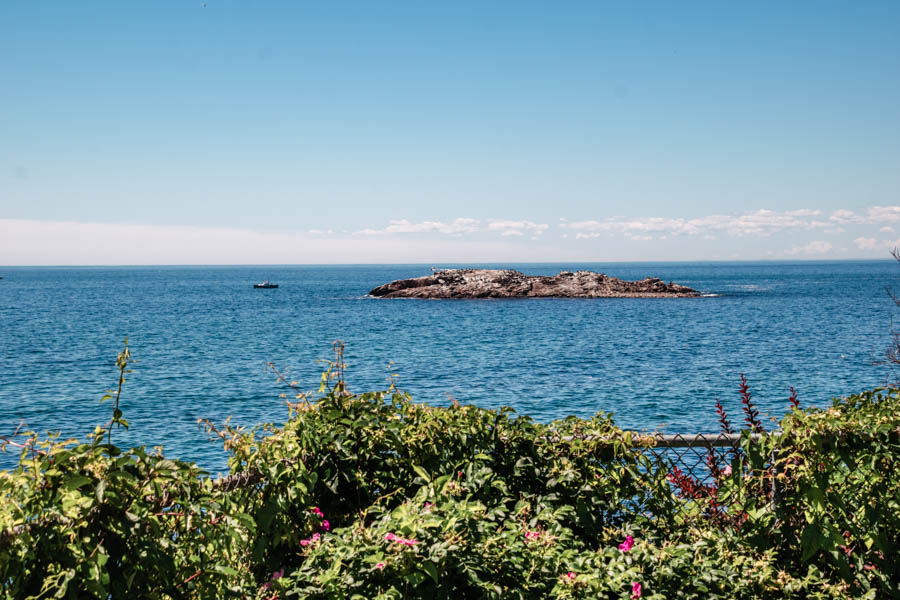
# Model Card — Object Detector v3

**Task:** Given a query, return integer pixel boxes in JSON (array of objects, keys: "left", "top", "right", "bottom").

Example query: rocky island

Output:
[{"left": 369, "top": 269, "right": 700, "bottom": 299}]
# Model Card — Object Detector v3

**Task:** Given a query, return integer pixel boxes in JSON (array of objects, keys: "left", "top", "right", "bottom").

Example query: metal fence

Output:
[
  {"left": 642, "top": 432, "right": 774, "bottom": 524},
  {"left": 646, "top": 433, "right": 761, "bottom": 482}
]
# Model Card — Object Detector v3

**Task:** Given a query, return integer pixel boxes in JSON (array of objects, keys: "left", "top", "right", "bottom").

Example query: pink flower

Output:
[
  {"left": 384, "top": 532, "right": 418, "bottom": 547},
  {"left": 632, "top": 582, "right": 642, "bottom": 599},
  {"left": 321, "top": 520, "right": 330, "bottom": 531},
  {"left": 300, "top": 539, "right": 310, "bottom": 547},
  {"left": 618, "top": 535, "right": 634, "bottom": 552},
  {"left": 525, "top": 530, "right": 541, "bottom": 541},
  {"left": 722, "top": 465, "right": 733, "bottom": 476},
  {"left": 424, "top": 502, "right": 433, "bottom": 511},
  {"left": 312, "top": 533, "right": 321, "bottom": 541},
  {"left": 311, "top": 506, "right": 324, "bottom": 518},
  {"left": 375, "top": 562, "right": 385, "bottom": 570},
  {"left": 559, "top": 571, "right": 577, "bottom": 584}
]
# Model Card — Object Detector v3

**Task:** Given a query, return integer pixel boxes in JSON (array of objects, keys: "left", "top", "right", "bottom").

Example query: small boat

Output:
[{"left": 253, "top": 281, "right": 278, "bottom": 289}]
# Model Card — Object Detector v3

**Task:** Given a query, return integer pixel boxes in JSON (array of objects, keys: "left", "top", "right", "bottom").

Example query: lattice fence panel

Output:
[{"left": 642, "top": 432, "right": 774, "bottom": 525}]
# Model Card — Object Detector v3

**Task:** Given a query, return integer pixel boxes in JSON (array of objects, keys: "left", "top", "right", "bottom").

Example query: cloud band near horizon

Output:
[{"left": 3, "top": 206, "right": 900, "bottom": 265}]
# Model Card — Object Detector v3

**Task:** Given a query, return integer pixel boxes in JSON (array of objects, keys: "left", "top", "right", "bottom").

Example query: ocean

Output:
[{"left": 1, "top": 261, "right": 896, "bottom": 473}]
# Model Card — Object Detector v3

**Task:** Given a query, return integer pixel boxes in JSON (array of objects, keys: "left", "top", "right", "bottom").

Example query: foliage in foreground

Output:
[{"left": 1, "top": 345, "right": 899, "bottom": 599}]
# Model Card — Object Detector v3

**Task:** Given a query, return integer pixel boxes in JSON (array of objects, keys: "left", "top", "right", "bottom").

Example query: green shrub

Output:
[
  {"left": 754, "top": 388, "right": 900, "bottom": 592},
  {"left": 1, "top": 344, "right": 898, "bottom": 598}
]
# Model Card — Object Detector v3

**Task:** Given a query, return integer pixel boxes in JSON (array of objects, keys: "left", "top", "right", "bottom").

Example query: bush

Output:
[
  {"left": 759, "top": 388, "right": 900, "bottom": 593},
  {"left": 1, "top": 344, "right": 898, "bottom": 598}
]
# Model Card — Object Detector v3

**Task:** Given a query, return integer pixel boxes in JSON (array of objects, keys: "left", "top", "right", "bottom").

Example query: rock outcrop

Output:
[{"left": 369, "top": 269, "right": 699, "bottom": 299}]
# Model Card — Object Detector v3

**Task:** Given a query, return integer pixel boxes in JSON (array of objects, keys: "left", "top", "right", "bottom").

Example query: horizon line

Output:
[{"left": 1, "top": 257, "right": 896, "bottom": 268}]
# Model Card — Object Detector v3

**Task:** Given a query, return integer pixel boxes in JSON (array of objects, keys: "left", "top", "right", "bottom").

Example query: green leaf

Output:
[
  {"left": 801, "top": 523, "right": 822, "bottom": 561},
  {"left": 64, "top": 475, "right": 92, "bottom": 490},
  {"left": 807, "top": 484, "right": 826, "bottom": 511},
  {"left": 107, "top": 469, "right": 136, "bottom": 482},
  {"left": 411, "top": 464, "right": 431, "bottom": 483},
  {"left": 421, "top": 561, "right": 439, "bottom": 583}
]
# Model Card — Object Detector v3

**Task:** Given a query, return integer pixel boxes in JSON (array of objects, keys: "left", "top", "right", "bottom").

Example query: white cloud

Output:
[
  {"left": 829, "top": 209, "right": 859, "bottom": 224},
  {"left": 355, "top": 218, "right": 481, "bottom": 236},
  {"left": 9, "top": 206, "right": 900, "bottom": 265},
  {"left": 784, "top": 241, "right": 833, "bottom": 255},
  {"left": 487, "top": 220, "right": 549, "bottom": 237},
  {"left": 560, "top": 206, "right": 900, "bottom": 244},
  {"left": 0, "top": 219, "right": 571, "bottom": 265},
  {"left": 830, "top": 206, "right": 900, "bottom": 225},
  {"left": 561, "top": 208, "right": 830, "bottom": 239},
  {"left": 854, "top": 237, "right": 878, "bottom": 250},
  {"left": 869, "top": 206, "right": 900, "bottom": 223},
  {"left": 355, "top": 218, "right": 549, "bottom": 238}
]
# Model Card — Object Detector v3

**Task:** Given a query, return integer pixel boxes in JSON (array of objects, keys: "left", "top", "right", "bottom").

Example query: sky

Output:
[{"left": 2, "top": 1, "right": 899, "bottom": 264}]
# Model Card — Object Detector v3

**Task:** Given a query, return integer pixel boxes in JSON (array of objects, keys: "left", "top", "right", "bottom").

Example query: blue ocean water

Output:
[{"left": 1, "top": 261, "right": 897, "bottom": 473}]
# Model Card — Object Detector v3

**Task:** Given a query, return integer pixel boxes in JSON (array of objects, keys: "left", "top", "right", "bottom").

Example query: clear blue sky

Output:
[{"left": 2, "top": 1, "right": 899, "bottom": 264}]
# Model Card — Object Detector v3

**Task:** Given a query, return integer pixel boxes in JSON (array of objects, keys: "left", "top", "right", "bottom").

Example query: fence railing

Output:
[{"left": 646, "top": 433, "right": 762, "bottom": 482}]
